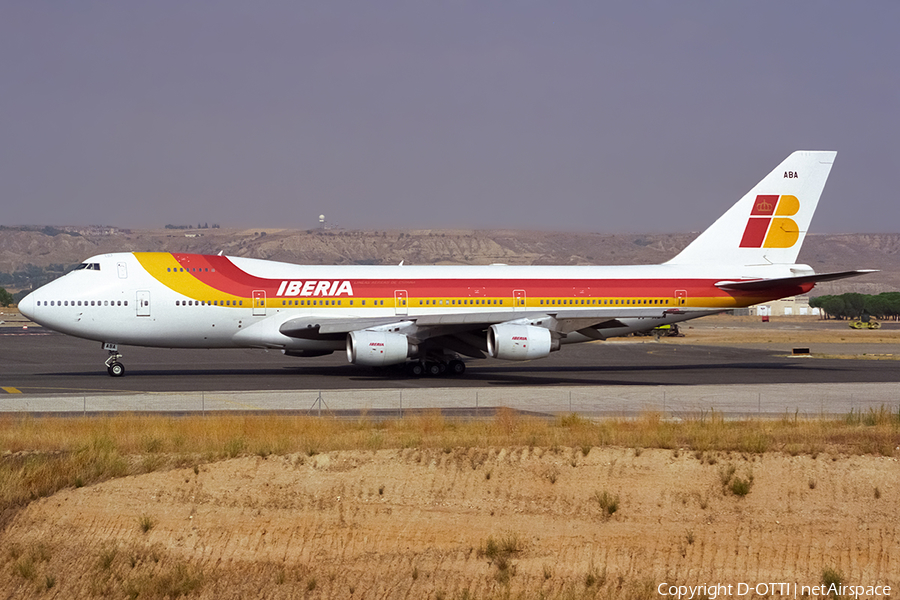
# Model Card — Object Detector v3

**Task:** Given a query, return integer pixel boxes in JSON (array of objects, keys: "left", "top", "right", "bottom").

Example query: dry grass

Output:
[{"left": 1, "top": 406, "right": 898, "bottom": 515}]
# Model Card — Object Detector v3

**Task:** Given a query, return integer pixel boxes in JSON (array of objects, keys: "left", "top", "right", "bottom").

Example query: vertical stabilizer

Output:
[{"left": 666, "top": 151, "right": 836, "bottom": 265}]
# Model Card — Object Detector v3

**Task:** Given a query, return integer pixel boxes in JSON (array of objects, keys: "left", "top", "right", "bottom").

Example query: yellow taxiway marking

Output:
[{"left": 2, "top": 387, "right": 23, "bottom": 394}]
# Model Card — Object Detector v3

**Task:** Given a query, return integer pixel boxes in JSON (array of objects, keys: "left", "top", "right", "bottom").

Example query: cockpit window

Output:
[{"left": 75, "top": 263, "right": 101, "bottom": 271}]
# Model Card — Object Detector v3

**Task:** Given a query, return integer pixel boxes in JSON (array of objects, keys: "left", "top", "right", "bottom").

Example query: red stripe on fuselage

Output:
[
  {"left": 163, "top": 254, "right": 797, "bottom": 303},
  {"left": 172, "top": 253, "right": 272, "bottom": 296}
]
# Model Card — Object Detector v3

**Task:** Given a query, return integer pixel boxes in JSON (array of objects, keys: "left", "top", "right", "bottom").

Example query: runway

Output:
[{"left": 2, "top": 329, "right": 899, "bottom": 417}]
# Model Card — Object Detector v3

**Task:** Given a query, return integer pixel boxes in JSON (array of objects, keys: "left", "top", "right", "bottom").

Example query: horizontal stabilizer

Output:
[{"left": 714, "top": 270, "right": 878, "bottom": 292}]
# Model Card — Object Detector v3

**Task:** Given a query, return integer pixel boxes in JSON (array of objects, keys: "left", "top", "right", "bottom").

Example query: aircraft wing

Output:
[
  {"left": 714, "top": 270, "right": 878, "bottom": 292},
  {"left": 279, "top": 306, "right": 705, "bottom": 341}
]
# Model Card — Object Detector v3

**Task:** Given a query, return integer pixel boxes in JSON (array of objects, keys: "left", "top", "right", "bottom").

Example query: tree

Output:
[
  {"left": 811, "top": 291, "right": 900, "bottom": 321},
  {"left": 0, "top": 287, "right": 13, "bottom": 307},
  {"left": 842, "top": 293, "right": 866, "bottom": 318}
]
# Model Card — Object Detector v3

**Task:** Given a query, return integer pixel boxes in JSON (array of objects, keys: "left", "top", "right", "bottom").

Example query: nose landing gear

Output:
[{"left": 103, "top": 343, "right": 125, "bottom": 377}]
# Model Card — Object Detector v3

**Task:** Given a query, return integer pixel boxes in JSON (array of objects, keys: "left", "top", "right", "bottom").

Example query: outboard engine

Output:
[{"left": 347, "top": 330, "right": 416, "bottom": 366}]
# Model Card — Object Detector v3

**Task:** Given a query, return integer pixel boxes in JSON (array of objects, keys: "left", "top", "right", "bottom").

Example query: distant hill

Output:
[{"left": 0, "top": 226, "right": 894, "bottom": 295}]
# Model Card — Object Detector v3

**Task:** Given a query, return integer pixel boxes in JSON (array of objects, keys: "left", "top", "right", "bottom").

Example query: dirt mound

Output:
[{"left": 3, "top": 447, "right": 897, "bottom": 598}]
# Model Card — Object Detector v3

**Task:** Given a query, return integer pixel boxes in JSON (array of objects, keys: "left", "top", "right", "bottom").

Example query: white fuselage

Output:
[{"left": 19, "top": 251, "right": 807, "bottom": 353}]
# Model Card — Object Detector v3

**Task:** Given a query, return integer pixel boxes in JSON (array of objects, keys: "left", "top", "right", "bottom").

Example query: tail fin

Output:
[{"left": 666, "top": 151, "right": 837, "bottom": 266}]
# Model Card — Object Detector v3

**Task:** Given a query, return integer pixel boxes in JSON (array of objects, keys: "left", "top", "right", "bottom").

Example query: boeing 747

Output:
[{"left": 19, "top": 151, "right": 873, "bottom": 376}]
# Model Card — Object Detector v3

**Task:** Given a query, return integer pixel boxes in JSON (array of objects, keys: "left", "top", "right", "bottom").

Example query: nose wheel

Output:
[
  {"left": 104, "top": 348, "right": 125, "bottom": 377},
  {"left": 107, "top": 362, "right": 125, "bottom": 377}
]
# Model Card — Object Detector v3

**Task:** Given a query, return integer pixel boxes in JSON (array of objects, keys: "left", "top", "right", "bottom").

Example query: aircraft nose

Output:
[{"left": 18, "top": 290, "right": 35, "bottom": 321}]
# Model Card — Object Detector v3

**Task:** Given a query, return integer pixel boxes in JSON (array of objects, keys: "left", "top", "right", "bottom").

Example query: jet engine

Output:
[
  {"left": 346, "top": 330, "right": 416, "bottom": 366},
  {"left": 487, "top": 324, "right": 555, "bottom": 361}
]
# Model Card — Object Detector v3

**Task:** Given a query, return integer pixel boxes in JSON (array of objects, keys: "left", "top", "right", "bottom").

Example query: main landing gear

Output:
[
  {"left": 405, "top": 359, "right": 466, "bottom": 378},
  {"left": 104, "top": 344, "right": 125, "bottom": 377}
]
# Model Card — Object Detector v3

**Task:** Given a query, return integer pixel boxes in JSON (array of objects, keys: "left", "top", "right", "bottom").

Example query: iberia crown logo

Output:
[{"left": 739, "top": 195, "right": 800, "bottom": 248}]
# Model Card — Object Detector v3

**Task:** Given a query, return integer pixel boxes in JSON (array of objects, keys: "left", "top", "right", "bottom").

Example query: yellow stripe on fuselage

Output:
[{"left": 134, "top": 253, "right": 245, "bottom": 303}]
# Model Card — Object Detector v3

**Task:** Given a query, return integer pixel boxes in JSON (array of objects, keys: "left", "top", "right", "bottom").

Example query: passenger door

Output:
[
  {"left": 252, "top": 290, "right": 266, "bottom": 316},
  {"left": 136, "top": 291, "right": 150, "bottom": 317},
  {"left": 514, "top": 289, "right": 526, "bottom": 311},
  {"left": 394, "top": 290, "right": 408, "bottom": 316}
]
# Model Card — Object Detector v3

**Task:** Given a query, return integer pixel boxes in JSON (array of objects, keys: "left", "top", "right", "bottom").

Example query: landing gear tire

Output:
[
  {"left": 448, "top": 360, "right": 466, "bottom": 376},
  {"left": 425, "top": 362, "right": 442, "bottom": 376},
  {"left": 107, "top": 362, "right": 125, "bottom": 377},
  {"left": 407, "top": 362, "right": 424, "bottom": 377}
]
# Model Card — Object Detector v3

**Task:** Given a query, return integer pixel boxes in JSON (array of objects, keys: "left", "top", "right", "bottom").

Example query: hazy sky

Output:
[{"left": 2, "top": 2, "right": 898, "bottom": 233}]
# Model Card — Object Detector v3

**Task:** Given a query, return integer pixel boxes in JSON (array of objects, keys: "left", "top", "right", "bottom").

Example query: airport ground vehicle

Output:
[{"left": 849, "top": 317, "right": 881, "bottom": 329}]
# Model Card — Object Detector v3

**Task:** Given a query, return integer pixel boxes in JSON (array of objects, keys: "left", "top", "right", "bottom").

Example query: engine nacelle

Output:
[
  {"left": 346, "top": 330, "right": 415, "bottom": 366},
  {"left": 487, "top": 324, "right": 555, "bottom": 361}
]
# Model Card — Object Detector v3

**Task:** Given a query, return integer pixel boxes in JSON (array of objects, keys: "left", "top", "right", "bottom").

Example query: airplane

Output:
[{"left": 19, "top": 151, "right": 874, "bottom": 377}]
